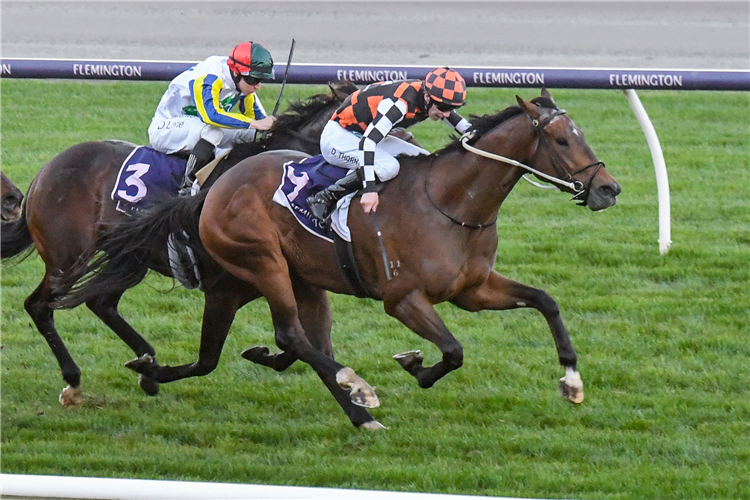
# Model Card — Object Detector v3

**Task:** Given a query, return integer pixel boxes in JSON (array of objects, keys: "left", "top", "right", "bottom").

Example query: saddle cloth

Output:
[
  {"left": 272, "top": 155, "right": 355, "bottom": 242},
  {"left": 111, "top": 146, "right": 187, "bottom": 214}
]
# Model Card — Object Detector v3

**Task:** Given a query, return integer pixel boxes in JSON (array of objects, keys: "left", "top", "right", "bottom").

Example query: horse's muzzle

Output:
[{"left": 586, "top": 178, "right": 621, "bottom": 211}]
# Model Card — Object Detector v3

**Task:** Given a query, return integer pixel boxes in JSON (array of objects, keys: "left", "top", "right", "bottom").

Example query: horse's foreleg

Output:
[
  {"left": 24, "top": 278, "right": 83, "bottom": 406},
  {"left": 452, "top": 271, "right": 583, "bottom": 404},
  {"left": 254, "top": 269, "right": 379, "bottom": 427},
  {"left": 85, "top": 289, "right": 159, "bottom": 396},
  {"left": 386, "top": 290, "right": 464, "bottom": 389},
  {"left": 240, "top": 279, "right": 333, "bottom": 371}
]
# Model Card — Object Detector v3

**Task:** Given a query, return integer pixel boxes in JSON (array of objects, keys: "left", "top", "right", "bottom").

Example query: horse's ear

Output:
[
  {"left": 516, "top": 95, "right": 541, "bottom": 120},
  {"left": 329, "top": 80, "right": 357, "bottom": 101},
  {"left": 541, "top": 88, "right": 556, "bottom": 106}
]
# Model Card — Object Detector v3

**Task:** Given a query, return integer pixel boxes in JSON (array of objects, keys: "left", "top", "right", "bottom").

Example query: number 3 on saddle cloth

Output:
[
  {"left": 112, "top": 146, "right": 187, "bottom": 214},
  {"left": 272, "top": 155, "right": 355, "bottom": 243}
]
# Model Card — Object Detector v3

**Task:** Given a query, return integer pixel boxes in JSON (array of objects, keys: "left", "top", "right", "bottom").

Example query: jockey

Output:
[
  {"left": 306, "top": 67, "right": 472, "bottom": 225},
  {"left": 148, "top": 42, "right": 277, "bottom": 194}
]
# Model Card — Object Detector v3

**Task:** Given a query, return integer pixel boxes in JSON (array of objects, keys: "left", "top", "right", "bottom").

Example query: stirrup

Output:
[{"left": 307, "top": 191, "right": 336, "bottom": 223}]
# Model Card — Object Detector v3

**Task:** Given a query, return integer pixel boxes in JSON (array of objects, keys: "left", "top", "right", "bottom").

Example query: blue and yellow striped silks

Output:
[{"left": 190, "top": 74, "right": 263, "bottom": 128}]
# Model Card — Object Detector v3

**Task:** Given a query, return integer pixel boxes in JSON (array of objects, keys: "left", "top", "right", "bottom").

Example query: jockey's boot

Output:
[
  {"left": 179, "top": 138, "right": 215, "bottom": 196},
  {"left": 306, "top": 170, "right": 361, "bottom": 227}
]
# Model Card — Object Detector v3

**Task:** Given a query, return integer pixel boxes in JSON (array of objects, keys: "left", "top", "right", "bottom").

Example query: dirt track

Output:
[{"left": 2, "top": 1, "right": 748, "bottom": 70}]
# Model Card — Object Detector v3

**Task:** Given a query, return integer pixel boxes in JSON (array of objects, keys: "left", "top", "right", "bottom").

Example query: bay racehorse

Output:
[
  {"left": 1, "top": 81, "right": 358, "bottom": 405},
  {"left": 57, "top": 90, "right": 620, "bottom": 429},
  {"left": 1, "top": 171, "right": 23, "bottom": 223}
]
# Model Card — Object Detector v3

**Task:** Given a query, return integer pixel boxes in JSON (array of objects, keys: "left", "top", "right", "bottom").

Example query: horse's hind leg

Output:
[
  {"left": 452, "top": 270, "right": 583, "bottom": 404},
  {"left": 85, "top": 288, "right": 160, "bottom": 396},
  {"left": 241, "top": 279, "right": 333, "bottom": 371},
  {"left": 24, "top": 278, "right": 83, "bottom": 406},
  {"left": 125, "top": 284, "right": 253, "bottom": 384}
]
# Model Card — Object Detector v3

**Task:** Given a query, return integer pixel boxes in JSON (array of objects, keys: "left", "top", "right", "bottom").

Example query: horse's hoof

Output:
[
  {"left": 559, "top": 369, "right": 584, "bottom": 404},
  {"left": 241, "top": 346, "right": 270, "bottom": 363},
  {"left": 59, "top": 385, "right": 83, "bottom": 407},
  {"left": 336, "top": 367, "right": 380, "bottom": 408},
  {"left": 138, "top": 374, "right": 160, "bottom": 396},
  {"left": 125, "top": 354, "right": 155, "bottom": 374},
  {"left": 393, "top": 350, "right": 423, "bottom": 371},
  {"left": 360, "top": 420, "right": 389, "bottom": 431}
]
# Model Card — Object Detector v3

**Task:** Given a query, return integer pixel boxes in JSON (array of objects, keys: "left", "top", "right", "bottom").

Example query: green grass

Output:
[{"left": 1, "top": 80, "right": 749, "bottom": 500}]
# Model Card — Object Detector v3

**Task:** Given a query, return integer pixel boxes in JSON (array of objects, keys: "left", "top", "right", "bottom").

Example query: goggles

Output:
[
  {"left": 241, "top": 75, "right": 263, "bottom": 86},
  {"left": 431, "top": 99, "right": 459, "bottom": 113}
]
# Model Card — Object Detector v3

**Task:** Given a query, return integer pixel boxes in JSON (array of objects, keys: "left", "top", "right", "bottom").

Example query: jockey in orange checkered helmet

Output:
[
  {"left": 307, "top": 67, "right": 472, "bottom": 226},
  {"left": 424, "top": 67, "right": 467, "bottom": 110}
]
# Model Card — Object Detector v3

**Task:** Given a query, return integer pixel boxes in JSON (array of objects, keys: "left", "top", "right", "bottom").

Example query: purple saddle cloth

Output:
[
  {"left": 277, "top": 155, "right": 349, "bottom": 240},
  {"left": 111, "top": 146, "right": 187, "bottom": 214}
]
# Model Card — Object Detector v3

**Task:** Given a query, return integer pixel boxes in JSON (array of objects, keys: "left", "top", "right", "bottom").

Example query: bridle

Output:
[
  {"left": 460, "top": 108, "right": 604, "bottom": 205},
  {"left": 426, "top": 106, "right": 606, "bottom": 229},
  {"left": 532, "top": 109, "right": 604, "bottom": 204}
]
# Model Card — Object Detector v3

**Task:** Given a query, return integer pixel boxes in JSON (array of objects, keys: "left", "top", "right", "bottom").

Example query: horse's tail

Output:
[
  {"left": 1, "top": 201, "right": 34, "bottom": 260},
  {"left": 52, "top": 191, "right": 209, "bottom": 309}
]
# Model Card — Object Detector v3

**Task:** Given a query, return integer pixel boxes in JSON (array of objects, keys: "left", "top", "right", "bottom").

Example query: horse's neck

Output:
[{"left": 428, "top": 117, "right": 535, "bottom": 225}]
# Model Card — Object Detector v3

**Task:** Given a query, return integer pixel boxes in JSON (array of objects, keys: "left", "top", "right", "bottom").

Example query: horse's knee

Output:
[
  {"left": 443, "top": 342, "right": 464, "bottom": 371},
  {"left": 24, "top": 293, "right": 50, "bottom": 322},
  {"left": 532, "top": 289, "right": 560, "bottom": 318},
  {"left": 193, "top": 359, "right": 219, "bottom": 376},
  {"left": 274, "top": 330, "right": 293, "bottom": 353}
]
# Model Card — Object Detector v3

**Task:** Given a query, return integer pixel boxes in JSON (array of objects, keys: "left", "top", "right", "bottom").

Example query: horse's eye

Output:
[{"left": 555, "top": 137, "right": 569, "bottom": 147}]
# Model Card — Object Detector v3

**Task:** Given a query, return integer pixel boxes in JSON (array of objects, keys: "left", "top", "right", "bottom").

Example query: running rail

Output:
[
  {"left": 3, "top": 58, "right": 749, "bottom": 254},
  {"left": 0, "top": 474, "right": 532, "bottom": 500}
]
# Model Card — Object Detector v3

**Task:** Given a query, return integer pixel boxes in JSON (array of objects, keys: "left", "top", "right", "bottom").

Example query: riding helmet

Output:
[
  {"left": 424, "top": 67, "right": 466, "bottom": 108},
  {"left": 227, "top": 42, "right": 274, "bottom": 81}
]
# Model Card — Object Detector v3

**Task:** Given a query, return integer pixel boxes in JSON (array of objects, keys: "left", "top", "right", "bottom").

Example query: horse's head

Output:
[
  {"left": 516, "top": 89, "right": 621, "bottom": 211},
  {"left": 1, "top": 171, "right": 24, "bottom": 222}
]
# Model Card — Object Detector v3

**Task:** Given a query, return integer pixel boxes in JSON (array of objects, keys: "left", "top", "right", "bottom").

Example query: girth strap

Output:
[{"left": 333, "top": 232, "right": 370, "bottom": 298}]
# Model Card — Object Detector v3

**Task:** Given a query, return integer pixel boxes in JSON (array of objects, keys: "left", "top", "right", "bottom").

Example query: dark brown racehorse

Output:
[
  {"left": 1, "top": 171, "right": 23, "bottom": 223},
  {"left": 58, "top": 90, "right": 620, "bottom": 429},
  {"left": 1, "top": 81, "right": 358, "bottom": 406}
]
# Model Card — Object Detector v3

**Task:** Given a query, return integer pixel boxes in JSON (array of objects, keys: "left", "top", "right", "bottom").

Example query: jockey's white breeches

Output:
[
  {"left": 148, "top": 115, "right": 257, "bottom": 158},
  {"left": 320, "top": 121, "right": 429, "bottom": 182}
]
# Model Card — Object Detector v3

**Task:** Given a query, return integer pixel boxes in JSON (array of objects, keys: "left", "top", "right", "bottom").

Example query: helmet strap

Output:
[{"left": 230, "top": 71, "right": 243, "bottom": 89}]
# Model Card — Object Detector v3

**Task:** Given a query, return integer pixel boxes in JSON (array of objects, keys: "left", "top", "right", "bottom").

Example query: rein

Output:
[
  {"left": 459, "top": 109, "right": 604, "bottom": 204},
  {"left": 426, "top": 107, "right": 606, "bottom": 227}
]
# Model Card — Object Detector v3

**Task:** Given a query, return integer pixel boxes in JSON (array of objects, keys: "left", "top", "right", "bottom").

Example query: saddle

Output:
[
  {"left": 273, "top": 155, "right": 372, "bottom": 298},
  {"left": 112, "top": 145, "right": 187, "bottom": 214}
]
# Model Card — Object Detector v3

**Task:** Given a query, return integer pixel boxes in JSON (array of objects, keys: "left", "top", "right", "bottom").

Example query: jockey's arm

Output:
[
  {"left": 249, "top": 115, "right": 276, "bottom": 130},
  {"left": 359, "top": 98, "right": 408, "bottom": 188},
  {"left": 444, "top": 109, "right": 472, "bottom": 134},
  {"left": 190, "top": 74, "right": 254, "bottom": 129}
]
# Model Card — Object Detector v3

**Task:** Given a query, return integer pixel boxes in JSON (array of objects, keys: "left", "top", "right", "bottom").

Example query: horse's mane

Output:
[
  {"left": 227, "top": 95, "right": 339, "bottom": 159},
  {"left": 272, "top": 95, "right": 334, "bottom": 131},
  {"left": 271, "top": 81, "right": 357, "bottom": 134},
  {"left": 226, "top": 84, "right": 353, "bottom": 160},
  {"left": 432, "top": 95, "right": 558, "bottom": 157}
]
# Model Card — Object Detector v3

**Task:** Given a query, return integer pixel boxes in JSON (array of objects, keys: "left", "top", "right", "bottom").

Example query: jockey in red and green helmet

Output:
[
  {"left": 307, "top": 67, "right": 472, "bottom": 226},
  {"left": 148, "top": 41, "right": 276, "bottom": 195}
]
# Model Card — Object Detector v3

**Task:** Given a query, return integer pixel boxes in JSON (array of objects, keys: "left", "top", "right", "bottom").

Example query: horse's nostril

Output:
[
  {"left": 599, "top": 183, "right": 620, "bottom": 197},
  {"left": 2, "top": 197, "right": 19, "bottom": 211}
]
